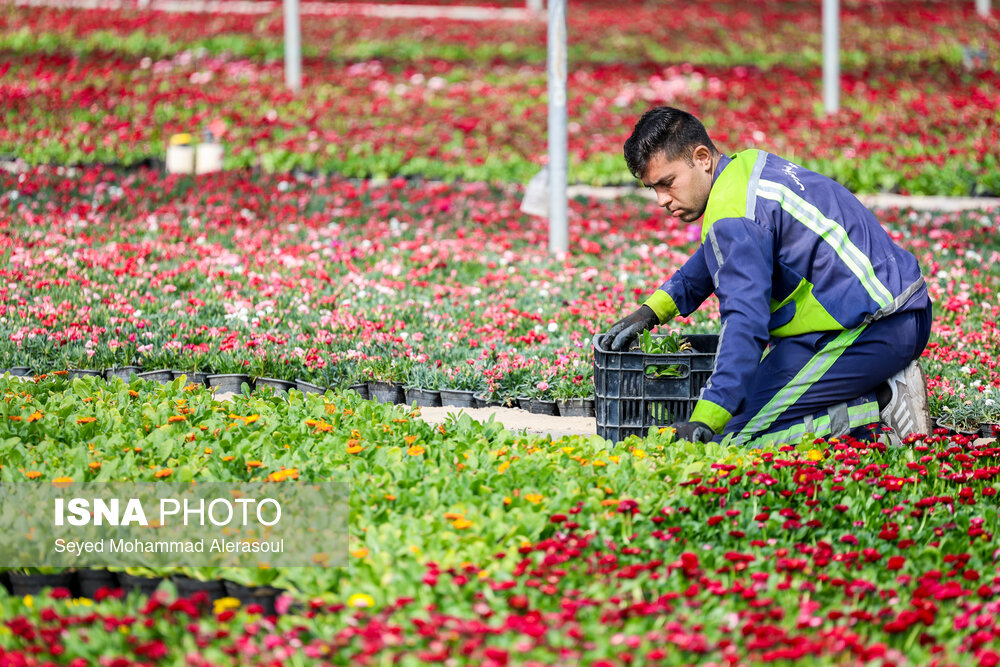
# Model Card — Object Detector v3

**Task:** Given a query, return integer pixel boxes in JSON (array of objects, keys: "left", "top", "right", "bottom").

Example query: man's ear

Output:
[{"left": 692, "top": 145, "right": 713, "bottom": 172}]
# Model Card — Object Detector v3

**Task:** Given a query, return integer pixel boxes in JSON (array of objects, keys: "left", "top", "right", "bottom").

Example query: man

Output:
[{"left": 601, "top": 106, "right": 932, "bottom": 446}]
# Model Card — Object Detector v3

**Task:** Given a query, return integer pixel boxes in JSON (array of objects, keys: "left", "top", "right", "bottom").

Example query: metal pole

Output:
[
  {"left": 822, "top": 0, "right": 839, "bottom": 114},
  {"left": 977, "top": 0, "right": 990, "bottom": 16},
  {"left": 547, "top": 0, "right": 568, "bottom": 254},
  {"left": 284, "top": 0, "right": 302, "bottom": 93}
]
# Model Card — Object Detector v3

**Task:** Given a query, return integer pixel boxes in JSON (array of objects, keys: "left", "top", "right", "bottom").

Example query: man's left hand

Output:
[{"left": 670, "top": 421, "right": 714, "bottom": 443}]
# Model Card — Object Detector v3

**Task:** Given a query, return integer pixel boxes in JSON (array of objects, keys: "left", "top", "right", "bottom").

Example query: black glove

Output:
[
  {"left": 600, "top": 304, "right": 659, "bottom": 352},
  {"left": 670, "top": 421, "right": 714, "bottom": 443}
]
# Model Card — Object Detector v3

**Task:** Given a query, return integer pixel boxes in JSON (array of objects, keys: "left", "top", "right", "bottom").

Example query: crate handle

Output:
[{"left": 643, "top": 360, "right": 691, "bottom": 380}]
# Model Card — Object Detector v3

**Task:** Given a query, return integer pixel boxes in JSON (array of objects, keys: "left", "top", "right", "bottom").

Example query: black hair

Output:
[{"left": 623, "top": 107, "right": 719, "bottom": 179}]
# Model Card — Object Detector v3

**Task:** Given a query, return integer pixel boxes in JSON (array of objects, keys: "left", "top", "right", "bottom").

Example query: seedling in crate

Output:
[{"left": 640, "top": 330, "right": 692, "bottom": 377}]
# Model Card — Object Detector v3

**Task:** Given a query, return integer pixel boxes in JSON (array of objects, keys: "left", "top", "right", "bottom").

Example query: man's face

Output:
[{"left": 640, "top": 146, "right": 715, "bottom": 223}]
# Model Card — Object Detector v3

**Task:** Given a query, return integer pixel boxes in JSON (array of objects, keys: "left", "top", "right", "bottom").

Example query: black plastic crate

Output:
[{"left": 592, "top": 332, "right": 719, "bottom": 443}]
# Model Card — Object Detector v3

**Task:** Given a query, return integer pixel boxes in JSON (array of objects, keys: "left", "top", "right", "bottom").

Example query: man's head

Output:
[{"left": 623, "top": 107, "right": 720, "bottom": 223}]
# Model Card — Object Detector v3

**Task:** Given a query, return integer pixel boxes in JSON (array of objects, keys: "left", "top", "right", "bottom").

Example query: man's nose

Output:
[{"left": 656, "top": 191, "right": 672, "bottom": 208}]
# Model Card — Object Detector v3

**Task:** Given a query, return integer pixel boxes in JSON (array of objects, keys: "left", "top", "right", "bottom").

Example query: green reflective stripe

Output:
[
  {"left": 757, "top": 181, "right": 894, "bottom": 308},
  {"left": 849, "top": 401, "right": 881, "bottom": 427},
  {"left": 724, "top": 399, "right": 880, "bottom": 447},
  {"left": 642, "top": 289, "right": 678, "bottom": 323},
  {"left": 702, "top": 150, "right": 762, "bottom": 242},
  {"left": 738, "top": 325, "right": 868, "bottom": 438}
]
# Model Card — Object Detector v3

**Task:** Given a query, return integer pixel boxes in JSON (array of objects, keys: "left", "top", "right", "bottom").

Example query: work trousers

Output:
[{"left": 717, "top": 300, "right": 932, "bottom": 447}]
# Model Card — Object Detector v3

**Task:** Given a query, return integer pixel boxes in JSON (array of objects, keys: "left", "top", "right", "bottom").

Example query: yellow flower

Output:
[
  {"left": 22, "top": 595, "right": 32, "bottom": 608},
  {"left": 213, "top": 597, "right": 241, "bottom": 614},
  {"left": 806, "top": 449, "right": 824, "bottom": 462},
  {"left": 351, "top": 547, "right": 369, "bottom": 558},
  {"left": 632, "top": 449, "right": 647, "bottom": 459},
  {"left": 407, "top": 445, "right": 425, "bottom": 456},
  {"left": 453, "top": 518, "right": 473, "bottom": 530},
  {"left": 52, "top": 476, "right": 73, "bottom": 485},
  {"left": 524, "top": 493, "right": 543, "bottom": 505},
  {"left": 497, "top": 460, "right": 510, "bottom": 474},
  {"left": 503, "top": 496, "right": 511, "bottom": 505},
  {"left": 348, "top": 593, "right": 375, "bottom": 608},
  {"left": 560, "top": 447, "right": 574, "bottom": 455}
]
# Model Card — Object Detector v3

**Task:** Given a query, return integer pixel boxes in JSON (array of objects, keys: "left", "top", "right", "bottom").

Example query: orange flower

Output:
[
  {"left": 222, "top": 456, "right": 235, "bottom": 462},
  {"left": 88, "top": 462, "right": 101, "bottom": 470},
  {"left": 52, "top": 476, "right": 73, "bottom": 486},
  {"left": 267, "top": 468, "right": 299, "bottom": 482},
  {"left": 407, "top": 445, "right": 425, "bottom": 456},
  {"left": 128, "top": 390, "right": 138, "bottom": 397},
  {"left": 246, "top": 460, "right": 263, "bottom": 468},
  {"left": 167, "top": 415, "right": 186, "bottom": 423},
  {"left": 76, "top": 417, "right": 97, "bottom": 424},
  {"left": 452, "top": 518, "right": 473, "bottom": 530},
  {"left": 403, "top": 435, "right": 418, "bottom": 445},
  {"left": 24, "top": 470, "right": 41, "bottom": 479},
  {"left": 346, "top": 441, "right": 363, "bottom": 455},
  {"left": 26, "top": 411, "right": 42, "bottom": 422},
  {"left": 8, "top": 415, "right": 21, "bottom": 422},
  {"left": 384, "top": 494, "right": 397, "bottom": 501},
  {"left": 154, "top": 468, "right": 173, "bottom": 478}
]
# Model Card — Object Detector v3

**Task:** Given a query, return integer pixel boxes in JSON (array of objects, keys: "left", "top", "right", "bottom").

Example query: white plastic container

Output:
[
  {"left": 195, "top": 142, "right": 225, "bottom": 175},
  {"left": 166, "top": 144, "right": 195, "bottom": 175}
]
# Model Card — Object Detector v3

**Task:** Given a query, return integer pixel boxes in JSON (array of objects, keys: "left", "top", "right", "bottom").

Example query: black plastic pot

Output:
[
  {"left": 369, "top": 381, "right": 405, "bottom": 404},
  {"left": 256, "top": 377, "right": 295, "bottom": 393},
  {"left": 172, "top": 576, "right": 228, "bottom": 602},
  {"left": 223, "top": 581, "right": 284, "bottom": 616},
  {"left": 474, "top": 393, "right": 504, "bottom": 409},
  {"left": 76, "top": 568, "right": 121, "bottom": 598},
  {"left": 8, "top": 571, "right": 76, "bottom": 596},
  {"left": 295, "top": 379, "right": 326, "bottom": 394},
  {"left": 2, "top": 367, "right": 32, "bottom": 377},
  {"left": 208, "top": 374, "right": 254, "bottom": 394},
  {"left": 439, "top": 389, "right": 478, "bottom": 408},
  {"left": 517, "top": 396, "right": 532, "bottom": 411},
  {"left": 0, "top": 570, "right": 10, "bottom": 594},
  {"left": 67, "top": 369, "right": 104, "bottom": 380},
  {"left": 530, "top": 398, "right": 559, "bottom": 416},
  {"left": 118, "top": 573, "right": 164, "bottom": 596},
  {"left": 404, "top": 386, "right": 442, "bottom": 407},
  {"left": 105, "top": 366, "right": 142, "bottom": 381},
  {"left": 980, "top": 423, "right": 999, "bottom": 439},
  {"left": 173, "top": 370, "right": 211, "bottom": 386},
  {"left": 556, "top": 397, "right": 596, "bottom": 418},
  {"left": 349, "top": 383, "right": 370, "bottom": 399},
  {"left": 137, "top": 369, "right": 175, "bottom": 384}
]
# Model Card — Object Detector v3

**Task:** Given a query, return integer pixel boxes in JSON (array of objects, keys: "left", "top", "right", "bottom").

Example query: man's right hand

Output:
[{"left": 599, "top": 304, "right": 659, "bottom": 351}]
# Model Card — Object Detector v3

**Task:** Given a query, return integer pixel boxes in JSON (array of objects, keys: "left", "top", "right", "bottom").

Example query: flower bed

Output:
[
  {"left": 1, "top": 166, "right": 997, "bottom": 420},
  {"left": 1, "top": 374, "right": 1000, "bottom": 664},
  {"left": 0, "top": 2, "right": 997, "bottom": 193}
]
